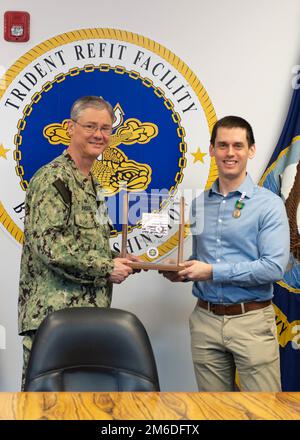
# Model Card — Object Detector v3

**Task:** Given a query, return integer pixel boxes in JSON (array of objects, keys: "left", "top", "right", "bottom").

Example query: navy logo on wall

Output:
[{"left": 0, "top": 28, "right": 217, "bottom": 260}]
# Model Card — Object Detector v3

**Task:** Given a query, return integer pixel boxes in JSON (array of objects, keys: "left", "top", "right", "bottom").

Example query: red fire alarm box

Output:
[{"left": 4, "top": 11, "right": 30, "bottom": 42}]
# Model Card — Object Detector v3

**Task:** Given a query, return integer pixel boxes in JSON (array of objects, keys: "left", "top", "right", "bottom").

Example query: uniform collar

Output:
[
  {"left": 209, "top": 174, "right": 255, "bottom": 198},
  {"left": 62, "top": 150, "right": 101, "bottom": 194}
]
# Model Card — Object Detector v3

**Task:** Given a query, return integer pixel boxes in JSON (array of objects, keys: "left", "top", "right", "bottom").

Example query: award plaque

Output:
[{"left": 121, "top": 192, "right": 186, "bottom": 271}]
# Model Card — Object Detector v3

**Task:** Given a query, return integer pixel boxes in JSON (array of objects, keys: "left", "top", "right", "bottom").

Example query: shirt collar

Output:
[
  {"left": 62, "top": 150, "right": 100, "bottom": 193},
  {"left": 209, "top": 174, "right": 255, "bottom": 198}
]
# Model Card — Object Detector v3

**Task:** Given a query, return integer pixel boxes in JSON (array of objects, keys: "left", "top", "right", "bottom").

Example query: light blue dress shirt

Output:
[{"left": 190, "top": 174, "right": 290, "bottom": 304}]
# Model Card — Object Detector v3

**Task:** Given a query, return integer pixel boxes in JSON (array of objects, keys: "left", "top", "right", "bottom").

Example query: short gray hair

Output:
[{"left": 70, "top": 96, "right": 114, "bottom": 121}]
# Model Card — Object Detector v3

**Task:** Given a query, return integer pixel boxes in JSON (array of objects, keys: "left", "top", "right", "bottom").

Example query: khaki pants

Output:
[{"left": 189, "top": 303, "right": 281, "bottom": 391}]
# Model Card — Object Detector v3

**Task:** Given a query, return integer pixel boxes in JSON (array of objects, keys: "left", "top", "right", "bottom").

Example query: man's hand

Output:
[
  {"left": 126, "top": 254, "right": 142, "bottom": 262},
  {"left": 108, "top": 257, "right": 134, "bottom": 284},
  {"left": 159, "top": 258, "right": 186, "bottom": 282},
  {"left": 161, "top": 270, "right": 186, "bottom": 282},
  {"left": 178, "top": 260, "right": 212, "bottom": 281},
  {"left": 126, "top": 253, "right": 143, "bottom": 273}
]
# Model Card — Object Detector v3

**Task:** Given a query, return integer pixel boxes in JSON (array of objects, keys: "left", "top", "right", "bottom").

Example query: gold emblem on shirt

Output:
[{"left": 233, "top": 209, "right": 241, "bottom": 218}]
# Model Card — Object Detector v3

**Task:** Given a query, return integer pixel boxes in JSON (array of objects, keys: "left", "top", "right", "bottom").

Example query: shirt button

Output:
[
  {"left": 217, "top": 239, "right": 220, "bottom": 243},
  {"left": 216, "top": 259, "right": 220, "bottom": 262},
  {"left": 218, "top": 219, "right": 222, "bottom": 223},
  {"left": 222, "top": 200, "right": 226, "bottom": 204}
]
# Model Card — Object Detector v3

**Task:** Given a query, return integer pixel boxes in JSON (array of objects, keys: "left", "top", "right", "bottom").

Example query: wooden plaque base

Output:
[{"left": 128, "top": 261, "right": 181, "bottom": 271}]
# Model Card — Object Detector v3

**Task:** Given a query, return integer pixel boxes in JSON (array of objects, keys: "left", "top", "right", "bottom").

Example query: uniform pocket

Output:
[
  {"left": 74, "top": 212, "right": 100, "bottom": 250},
  {"left": 74, "top": 212, "right": 96, "bottom": 228},
  {"left": 74, "top": 211, "right": 110, "bottom": 251}
]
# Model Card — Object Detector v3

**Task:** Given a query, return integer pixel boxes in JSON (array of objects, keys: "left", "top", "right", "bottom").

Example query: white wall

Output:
[{"left": 0, "top": 0, "right": 299, "bottom": 391}]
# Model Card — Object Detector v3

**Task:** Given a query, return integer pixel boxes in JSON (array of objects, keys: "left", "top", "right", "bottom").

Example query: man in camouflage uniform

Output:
[{"left": 19, "top": 96, "right": 134, "bottom": 388}]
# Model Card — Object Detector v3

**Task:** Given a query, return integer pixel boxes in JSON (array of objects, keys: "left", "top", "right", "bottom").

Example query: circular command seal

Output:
[
  {"left": 147, "top": 247, "right": 159, "bottom": 260},
  {"left": 0, "top": 28, "right": 217, "bottom": 262}
]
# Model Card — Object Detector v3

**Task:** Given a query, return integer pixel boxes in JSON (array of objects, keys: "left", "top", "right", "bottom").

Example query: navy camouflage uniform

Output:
[{"left": 19, "top": 151, "right": 115, "bottom": 386}]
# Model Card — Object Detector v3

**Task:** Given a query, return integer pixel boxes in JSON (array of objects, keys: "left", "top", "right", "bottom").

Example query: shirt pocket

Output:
[
  {"left": 74, "top": 212, "right": 98, "bottom": 249},
  {"left": 74, "top": 211, "right": 110, "bottom": 250}
]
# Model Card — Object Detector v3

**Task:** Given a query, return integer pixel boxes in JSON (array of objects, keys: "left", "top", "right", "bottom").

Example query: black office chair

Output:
[{"left": 24, "top": 307, "right": 160, "bottom": 392}]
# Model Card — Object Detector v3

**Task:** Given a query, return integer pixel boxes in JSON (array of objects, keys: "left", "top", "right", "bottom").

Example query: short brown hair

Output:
[{"left": 210, "top": 116, "right": 255, "bottom": 147}]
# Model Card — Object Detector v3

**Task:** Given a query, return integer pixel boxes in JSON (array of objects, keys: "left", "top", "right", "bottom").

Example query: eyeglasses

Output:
[{"left": 71, "top": 119, "right": 112, "bottom": 135}]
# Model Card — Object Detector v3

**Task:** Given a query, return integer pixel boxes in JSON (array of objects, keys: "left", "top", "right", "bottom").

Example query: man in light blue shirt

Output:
[{"left": 163, "top": 116, "right": 290, "bottom": 391}]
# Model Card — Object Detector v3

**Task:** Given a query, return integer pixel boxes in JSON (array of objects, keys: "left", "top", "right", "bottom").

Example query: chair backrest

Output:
[{"left": 24, "top": 307, "right": 160, "bottom": 392}]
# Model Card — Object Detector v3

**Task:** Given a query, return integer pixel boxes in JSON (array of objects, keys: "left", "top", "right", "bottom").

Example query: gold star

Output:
[
  {"left": 0, "top": 144, "right": 10, "bottom": 160},
  {"left": 191, "top": 147, "right": 206, "bottom": 164}
]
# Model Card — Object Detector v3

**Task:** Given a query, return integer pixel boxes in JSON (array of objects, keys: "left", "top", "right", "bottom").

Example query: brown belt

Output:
[{"left": 197, "top": 298, "right": 272, "bottom": 316}]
